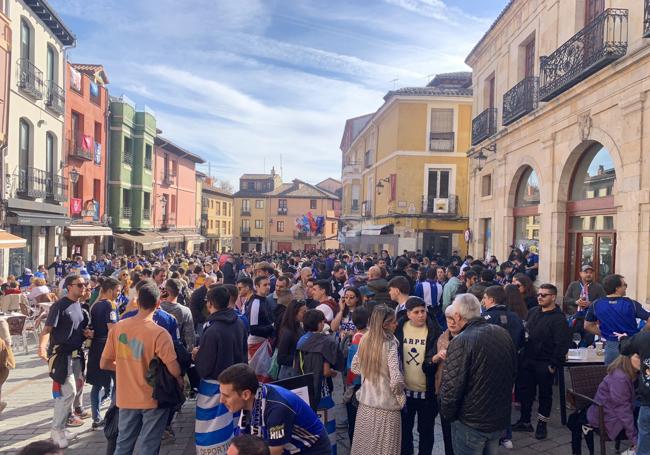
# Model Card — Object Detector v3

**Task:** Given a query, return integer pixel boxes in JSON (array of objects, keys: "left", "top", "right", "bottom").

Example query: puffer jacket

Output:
[{"left": 440, "top": 318, "right": 517, "bottom": 433}]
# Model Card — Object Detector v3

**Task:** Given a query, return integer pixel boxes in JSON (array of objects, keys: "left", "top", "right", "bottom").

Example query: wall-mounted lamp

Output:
[
  {"left": 475, "top": 150, "right": 487, "bottom": 171},
  {"left": 69, "top": 168, "right": 80, "bottom": 184},
  {"left": 375, "top": 177, "right": 390, "bottom": 195}
]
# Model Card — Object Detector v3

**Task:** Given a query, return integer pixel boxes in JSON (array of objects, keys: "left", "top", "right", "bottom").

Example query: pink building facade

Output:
[{"left": 153, "top": 136, "right": 205, "bottom": 251}]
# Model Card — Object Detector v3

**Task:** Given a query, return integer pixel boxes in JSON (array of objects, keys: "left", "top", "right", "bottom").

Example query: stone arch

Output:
[
  {"left": 557, "top": 126, "right": 623, "bottom": 204},
  {"left": 506, "top": 157, "right": 545, "bottom": 210}
]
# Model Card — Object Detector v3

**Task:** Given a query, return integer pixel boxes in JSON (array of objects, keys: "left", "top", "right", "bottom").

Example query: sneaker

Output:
[
  {"left": 91, "top": 419, "right": 105, "bottom": 430},
  {"left": 512, "top": 421, "right": 534, "bottom": 432},
  {"left": 66, "top": 415, "right": 84, "bottom": 427},
  {"left": 500, "top": 439, "right": 514, "bottom": 449},
  {"left": 0, "top": 401, "right": 7, "bottom": 416},
  {"left": 64, "top": 430, "right": 78, "bottom": 441},
  {"left": 162, "top": 426, "right": 176, "bottom": 441},
  {"left": 535, "top": 421, "right": 548, "bottom": 440},
  {"left": 74, "top": 407, "right": 91, "bottom": 419},
  {"left": 51, "top": 430, "right": 68, "bottom": 449}
]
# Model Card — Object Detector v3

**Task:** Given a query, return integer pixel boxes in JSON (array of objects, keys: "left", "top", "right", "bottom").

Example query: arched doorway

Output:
[
  {"left": 513, "top": 166, "right": 540, "bottom": 251},
  {"left": 566, "top": 142, "right": 616, "bottom": 284}
]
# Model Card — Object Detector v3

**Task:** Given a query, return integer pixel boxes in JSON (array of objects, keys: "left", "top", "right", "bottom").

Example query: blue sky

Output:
[{"left": 50, "top": 0, "right": 507, "bottom": 186}]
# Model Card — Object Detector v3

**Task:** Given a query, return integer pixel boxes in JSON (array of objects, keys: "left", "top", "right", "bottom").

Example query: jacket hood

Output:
[
  {"left": 207, "top": 308, "right": 238, "bottom": 324},
  {"left": 367, "top": 278, "right": 389, "bottom": 292}
]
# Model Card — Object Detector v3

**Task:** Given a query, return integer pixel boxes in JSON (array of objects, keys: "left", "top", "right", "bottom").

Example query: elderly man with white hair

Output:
[
  {"left": 290, "top": 266, "right": 312, "bottom": 300},
  {"left": 440, "top": 294, "right": 517, "bottom": 455}
]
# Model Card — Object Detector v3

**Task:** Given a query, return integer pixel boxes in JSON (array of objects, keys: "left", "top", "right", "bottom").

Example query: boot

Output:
[{"left": 535, "top": 421, "right": 547, "bottom": 440}]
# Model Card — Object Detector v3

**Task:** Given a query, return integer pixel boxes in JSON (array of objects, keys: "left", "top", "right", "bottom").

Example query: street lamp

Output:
[
  {"left": 475, "top": 150, "right": 487, "bottom": 171},
  {"left": 69, "top": 168, "right": 80, "bottom": 184},
  {"left": 375, "top": 177, "right": 390, "bottom": 195}
]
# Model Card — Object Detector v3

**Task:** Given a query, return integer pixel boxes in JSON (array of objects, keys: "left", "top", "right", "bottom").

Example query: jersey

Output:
[{"left": 122, "top": 308, "right": 179, "bottom": 342}]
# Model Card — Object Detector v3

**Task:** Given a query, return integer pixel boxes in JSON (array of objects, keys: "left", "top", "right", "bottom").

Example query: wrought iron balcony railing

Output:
[
  {"left": 15, "top": 167, "right": 67, "bottom": 201},
  {"left": 161, "top": 215, "right": 176, "bottom": 229},
  {"left": 471, "top": 108, "right": 497, "bottom": 145},
  {"left": 645, "top": 0, "right": 650, "bottom": 38},
  {"left": 121, "top": 207, "right": 132, "bottom": 219},
  {"left": 69, "top": 138, "right": 93, "bottom": 161},
  {"left": 293, "top": 232, "right": 313, "bottom": 240},
  {"left": 16, "top": 58, "right": 43, "bottom": 99},
  {"left": 240, "top": 227, "right": 251, "bottom": 235},
  {"left": 240, "top": 209, "right": 251, "bottom": 216},
  {"left": 161, "top": 173, "right": 175, "bottom": 186},
  {"left": 277, "top": 207, "right": 288, "bottom": 215},
  {"left": 503, "top": 77, "right": 539, "bottom": 126},
  {"left": 429, "top": 132, "right": 455, "bottom": 152},
  {"left": 421, "top": 195, "right": 459, "bottom": 216},
  {"left": 45, "top": 80, "right": 65, "bottom": 115},
  {"left": 350, "top": 200, "right": 359, "bottom": 212},
  {"left": 539, "top": 8, "right": 628, "bottom": 102},
  {"left": 123, "top": 150, "right": 134, "bottom": 166}
]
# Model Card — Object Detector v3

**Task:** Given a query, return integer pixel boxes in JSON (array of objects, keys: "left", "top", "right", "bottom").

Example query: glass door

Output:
[{"left": 569, "top": 232, "right": 615, "bottom": 282}]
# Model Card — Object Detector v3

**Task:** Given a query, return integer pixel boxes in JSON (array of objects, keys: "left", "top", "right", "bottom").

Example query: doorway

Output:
[
  {"left": 423, "top": 232, "right": 452, "bottom": 258},
  {"left": 569, "top": 231, "right": 615, "bottom": 283}
]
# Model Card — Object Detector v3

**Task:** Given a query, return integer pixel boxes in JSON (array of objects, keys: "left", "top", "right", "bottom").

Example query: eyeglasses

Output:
[
  {"left": 72, "top": 283, "right": 87, "bottom": 288},
  {"left": 537, "top": 293, "right": 553, "bottom": 298}
]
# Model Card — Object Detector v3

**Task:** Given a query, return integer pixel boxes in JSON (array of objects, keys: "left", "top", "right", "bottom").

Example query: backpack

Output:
[{"left": 177, "top": 285, "right": 192, "bottom": 307}]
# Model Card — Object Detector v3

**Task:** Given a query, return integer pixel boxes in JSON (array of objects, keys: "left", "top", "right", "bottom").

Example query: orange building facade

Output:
[{"left": 62, "top": 63, "right": 112, "bottom": 259}]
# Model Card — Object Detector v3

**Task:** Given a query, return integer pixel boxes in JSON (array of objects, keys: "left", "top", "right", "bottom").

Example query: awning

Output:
[
  {"left": 158, "top": 231, "right": 185, "bottom": 243},
  {"left": 66, "top": 224, "right": 113, "bottom": 237},
  {"left": 361, "top": 224, "right": 394, "bottom": 236},
  {"left": 344, "top": 229, "right": 361, "bottom": 238},
  {"left": 0, "top": 230, "right": 27, "bottom": 249},
  {"left": 6, "top": 210, "right": 70, "bottom": 226},
  {"left": 114, "top": 232, "right": 168, "bottom": 251},
  {"left": 182, "top": 232, "right": 204, "bottom": 243}
]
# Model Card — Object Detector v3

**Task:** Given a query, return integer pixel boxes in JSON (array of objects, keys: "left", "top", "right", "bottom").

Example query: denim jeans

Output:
[
  {"left": 638, "top": 405, "right": 650, "bottom": 454},
  {"left": 604, "top": 340, "right": 619, "bottom": 365},
  {"left": 52, "top": 355, "right": 84, "bottom": 430},
  {"left": 90, "top": 380, "right": 113, "bottom": 421},
  {"left": 451, "top": 420, "right": 501, "bottom": 455},
  {"left": 115, "top": 408, "right": 170, "bottom": 455}
]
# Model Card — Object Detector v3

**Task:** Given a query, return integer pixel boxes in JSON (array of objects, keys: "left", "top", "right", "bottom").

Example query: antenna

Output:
[
  {"left": 391, "top": 78, "right": 399, "bottom": 89},
  {"left": 263, "top": 157, "right": 266, "bottom": 173},
  {"left": 280, "top": 154, "right": 283, "bottom": 178}
]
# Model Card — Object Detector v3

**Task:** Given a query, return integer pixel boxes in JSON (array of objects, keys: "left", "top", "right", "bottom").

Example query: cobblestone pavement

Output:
[{"left": 0, "top": 346, "right": 635, "bottom": 454}]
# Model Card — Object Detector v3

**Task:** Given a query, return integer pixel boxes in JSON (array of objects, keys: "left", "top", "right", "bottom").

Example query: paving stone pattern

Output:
[{"left": 0, "top": 347, "right": 634, "bottom": 454}]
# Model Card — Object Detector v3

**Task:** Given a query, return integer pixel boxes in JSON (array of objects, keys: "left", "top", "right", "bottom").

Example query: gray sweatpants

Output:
[{"left": 52, "top": 355, "right": 84, "bottom": 430}]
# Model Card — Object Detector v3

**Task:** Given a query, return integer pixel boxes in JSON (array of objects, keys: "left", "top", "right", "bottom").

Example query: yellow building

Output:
[
  {"left": 233, "top": 170, "right": 341, "bottom": 252},
  {"left": 340, "top": 73, "right": 473, "bottom": 256},
  {"left": 201, "top": 180, "right": 233, "bottom": 253}
]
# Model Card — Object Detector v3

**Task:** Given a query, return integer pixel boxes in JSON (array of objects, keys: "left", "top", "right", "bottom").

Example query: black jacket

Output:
[
  {"left": 483, "top": 305, "right": 525, "bottom": 350},
  {"left": 222, "top": 261, "right": 236, "bottom": 285},
  {"left": 245, "top": 295, "right": 275, "bottom": 339},
  {"left": 194, "top": 309, "right": 248, "bottom": 380},
  {"left": 189, "top": 285, "right": 208, "bottom": 326},
  {"left": 395, "top": 315, "right": 442, "bottom": 399},
  {"left": 620, "top": 332, "right": 650, "bottom": 406},
  {"left": 523, "top": 305, "right": 571, "bottom": 368},
  {"left": 277, "top": 325, "right": 305, "bottom": 367},
  {"left": 440, "top": 318, "right": 517, "bottom": 433}
]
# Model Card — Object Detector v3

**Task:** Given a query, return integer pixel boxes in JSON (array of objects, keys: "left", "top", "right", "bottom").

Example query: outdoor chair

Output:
[
  {"left": 567, "top": 365, "right": 625, "bottom": 454},
  {"left": 0, "top": 293, "right": 28, "bottom": 313},
  {"left": 6, "top": 315, "right": 29, "bottom": 355}
]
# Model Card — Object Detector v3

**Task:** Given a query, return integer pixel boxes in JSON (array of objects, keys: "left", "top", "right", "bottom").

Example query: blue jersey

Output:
[
  {"left": 122, "top": 308, "right": 179, "bottom": 342},
  {"left": 585, "top": 296, "right": 650, "bottom": 341},
  {"left": 239, "top": 384, "right": 329, "bottom": 454}
]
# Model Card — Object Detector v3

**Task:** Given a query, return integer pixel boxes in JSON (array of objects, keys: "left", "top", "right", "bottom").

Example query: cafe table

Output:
[{"left": 558, "top": 348, "right": 605, "bottom": 425}]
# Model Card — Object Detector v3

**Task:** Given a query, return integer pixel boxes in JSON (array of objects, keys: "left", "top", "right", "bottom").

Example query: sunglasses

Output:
[
  {"left": 72, "top": 283, "right": 87, "bottom": 288},
  {"left": 537, "top": 293, "right": 553, "bottom": 298}
]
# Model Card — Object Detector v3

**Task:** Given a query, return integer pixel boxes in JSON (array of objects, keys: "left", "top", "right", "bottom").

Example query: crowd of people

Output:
[{"left": 0, "top": 246, "right": 648, "bottom": 455}]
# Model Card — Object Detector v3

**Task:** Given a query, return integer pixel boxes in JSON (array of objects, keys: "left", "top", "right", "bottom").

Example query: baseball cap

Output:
[{"left": 581, "top": 264, "right": 594, "bottom": 272}]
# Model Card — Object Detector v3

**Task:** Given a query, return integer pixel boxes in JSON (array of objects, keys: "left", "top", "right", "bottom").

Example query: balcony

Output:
[
  {"left": 161, "top": 173, "right": 175, "bottom": 186},
  {"left": 645, "top": 0, "right": 650, "bottom": 38},
  {"left": 471, "top": 108, "right": 497, "bottom": 145},
  {"left": 68, "top": 137, "right": 93, "bottom": 161},
  {"left": 539, "top": 8, "right": 628, "bottom": 102},
  {"left": 121, "top": 207, "right": 132, "bottom": 219},
  {"left": 45, "top": 81, "right": 65, "bottom": 115},
  {"left": 503, "top": 77, "right": 539, "bottom": 126},
  {"left": 350, "top": 200, "right": 359, "bottom": 212},
  {"left": 277, "top": 207, "right": 288, "bottom": 215},
  {"left": 421, "top": 195, "right": 459, "bottom": 217},
  {"left": 240, "top": 227, "right": 251, "bottom": 235},
  {"left": 123, "top": 150, "right": 134, "bottom": 167},
  {"left": 429, "top": 132, "right": 455, "bottom": 152},
  {"left": 342, "top": 160, "right": 361, "bottom": 177},
  {"left": 143, "top": 207, "right": 151, "bottom": 220},
  {"left": 16, "top": 58, "right": 43, "bottom": 99},
  {"left": 240, "top": 208, "right": 251, "bottom": 216},
  {"left": 294, "top": 232, "right": 312, "bottom": 240},
  {"left": 362, "top": 201, "right": 372, "bottom": 218},
  {"left": 15, "top": 167, "right": 67, "bottom": 201},
  {"left": 161, "top": 214, "right": 175, "bottom": 229}
]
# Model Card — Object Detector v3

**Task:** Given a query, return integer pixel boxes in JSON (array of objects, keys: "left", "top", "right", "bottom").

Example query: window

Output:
[
  {"left": 255, "top": 220, "right": 263, "bottom": 229},
  {"left": 482, "top": 218, "right": 492, "bottom": 258},
  {"left": 164, "top": 153, "right": 169, "bottom": 176},
  {"left": 171, "top": 195, "right": 176, "bottom": 213},
  {"left": 585, "top": 0, "right": 605, "bottom": 24},
  {"left": 20, "top": 19, "right": 30, "bottom": 61},
  {"left": 524, "top": 38, "right": 535, "bottom": 78},
  {"left": 19, "top": 119, "right": 30, "bottom": 169},
  {"left": 45, "top": 133, "right": 55, "bottom": 178},
  {"left": 485, "top": 74, "right": 495, "bottom": 109},
  {"left": 90, "top": 81, "right": 101, "bottom": 105},
  {"left": 209, "top": 220, "right": 213, "bottom": 229},
  {"left": 330, "top": 222, "right": 336, "bottom": 234},
  {"left": 222, "top": 221, "right": 227, "bottom": 235},
  {"left": 427, "top": 169, "right": 450, "bottom": 199},
  {"left": 144, "top": 144, "right": 152, "bottom": 170},
  {"left": 351, "top": 184, "right": 360, "bottom": 211},
  {"left": 277, "top": 221, "right": 284, "bottom": 232},
  {"left": 255, "top": 199, "right": 264, "bottom": 209},
  {"left": 364, "top": 150, "right": 373, "bottom": 168},
  {"left": 93, "top": 179, "right": 101, "bottom": 202},
  {"left": 94, "top": 122, "right": 102, "bottom": 145},
  {"left": 570, "top": 143, "right": 615, "bottom": 200},
  {"left": 278, "top": 199, "right": 287, "bottom": 208},
  {"left": 481, "top": 174, "right": 492, "bottom": 197},
  {"left": 242, "top": 199, "right": 250, "bottom": 212},
  {"left": 514, "top": 215, "right": 540, "bottom": 251},
  {"left": 242, "top": 219, "right": 250, "bottom": 231},
  {"left": 429, "top": 109, "right": 454, "bottom": 152},
  {"left": 143, "top": 192, "right": 151, "bottom": 219},
  {"left": 123, "top": 137, "right": 133, "bottom": 165},
  {"left": 72, "top": 174, "right": 82, "bottom": 199},
  {"left": 228, "top": 221, "right": 231, "bottom": 234},
  {"left": 46, "top": 46, "right": 56, "bottom": 84},
  {"left": 515, "top": 167, "right": 540, "bottom": 206},
  {"left": 172, "top": 160, "right": 178, "bottom": 176},
  {"left": 216, "top": 201, "right": 221, "bottom": 215},
  {"left": 310, "top": 199, "right": 317, "bottom": 209},
  {"left": 123, "top": 189, "right": 131, "bottom": 208}
]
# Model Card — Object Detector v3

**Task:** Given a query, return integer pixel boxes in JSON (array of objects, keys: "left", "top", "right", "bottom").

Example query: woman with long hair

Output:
[
  {"left": 350, "top": 305, "right": 405, "bottom": 454},
  {"left": 504, "top": 283, "right": 529, "bottom": 320},
  {"left": 331, "top": 287, "right": 362, "bottom": 336},
  {"left": 276, "top": 299, "right": 307, "bottom": 379},
  {"left": 512, "top": 273, "right": 537, "bottom": 310}
]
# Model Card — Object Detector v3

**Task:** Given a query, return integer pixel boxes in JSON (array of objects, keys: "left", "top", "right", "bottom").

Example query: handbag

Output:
[
  {"left": 103, "top": 405, "right": 119, "bottom": 440},
  {"left": 267, "top": 349, "right": 280, "bottom": 380}
]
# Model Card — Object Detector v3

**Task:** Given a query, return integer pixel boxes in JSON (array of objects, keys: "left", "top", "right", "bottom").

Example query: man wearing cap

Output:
[{"left": 563, "top": 265, "right": 606, "bottom": 347}]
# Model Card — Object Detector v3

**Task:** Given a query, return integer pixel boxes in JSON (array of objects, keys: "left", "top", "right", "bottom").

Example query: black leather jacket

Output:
[{"left": 440, "top": 318, "right": 517, "bottom": 432}]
